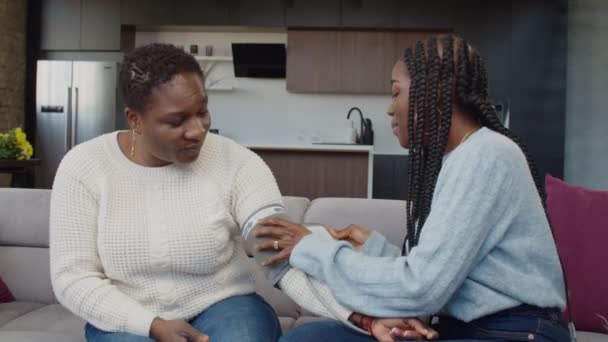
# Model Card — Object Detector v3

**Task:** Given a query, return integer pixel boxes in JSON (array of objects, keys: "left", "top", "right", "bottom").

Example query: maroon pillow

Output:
[
  {"left": 546, "top": 175, "right": 608, "bottom": 333},
  {"left": 0, "top": 277, "right": 15, "bottom": 303}
]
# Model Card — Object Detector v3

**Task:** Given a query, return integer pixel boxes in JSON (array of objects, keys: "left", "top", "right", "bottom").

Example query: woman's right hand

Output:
[
  {"left": 150, "top": 317, "right": 209, "bottom": 342},
  {"left": 372, "top": 318, "right": 439, "bottom": 341},
  {"left": 327, "top": 224, "right": 371, "bottom": 251}
]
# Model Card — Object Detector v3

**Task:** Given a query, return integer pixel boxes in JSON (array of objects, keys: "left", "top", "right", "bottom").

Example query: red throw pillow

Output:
[
  {"left": 0, "top": 277, "right": 15, "bottom": 303},
  {"left": 546, "top": 175, "right": 608, "bottom": 333}
]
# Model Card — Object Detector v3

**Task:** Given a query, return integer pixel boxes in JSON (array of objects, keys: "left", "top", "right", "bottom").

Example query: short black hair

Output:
[{"left": 119, "top": 43, "right": 204, "bottom": 111}]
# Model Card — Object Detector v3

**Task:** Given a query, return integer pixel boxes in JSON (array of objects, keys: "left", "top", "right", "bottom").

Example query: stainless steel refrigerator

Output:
[{"left": 35, "top": 61, "right": 117, "bottom": 189}]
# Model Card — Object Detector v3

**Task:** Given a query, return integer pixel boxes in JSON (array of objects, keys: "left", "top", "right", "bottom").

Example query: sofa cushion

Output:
[
  {"left": 0, "top": 277, "right": 14, "bottom": 303},
  {"left": 577, "top": 331, "right": 608, "bottom": 342},
  {"left": 282, "top": 197, "right": 310, "bottom": 223},
  {"left": 546, "top": 175, "right": 608, "bottom": 334},
  {"left": 0, "top": 246, "right": 56, "bottom": 304},
  {"left": 0, "top": 302, "right": 44, "bottom": 327},
  {"left": 0, "top": 304, "right": 85, "bottom": 334},
  {"left": 0, "top": 188, "right": 51, "bottom": 248},
  {"left": 304, "top": 197, "right": 407, "bottom": 246},
  {"left": 0, "top": 331, "right": 84, "bottom": 342}
]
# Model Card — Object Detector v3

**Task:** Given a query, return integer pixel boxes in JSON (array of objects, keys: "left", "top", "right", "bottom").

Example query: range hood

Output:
[{"left": 231, "top": 43, "right": 286, "bottom": 78}]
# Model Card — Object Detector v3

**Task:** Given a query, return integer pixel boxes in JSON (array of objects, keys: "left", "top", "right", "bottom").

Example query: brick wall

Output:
[
  {"left": 0, "top": 0, "right": 27, "bottom": 132},
  {"left": 0, "top": 0, "right": 27, "bottom": 186}
]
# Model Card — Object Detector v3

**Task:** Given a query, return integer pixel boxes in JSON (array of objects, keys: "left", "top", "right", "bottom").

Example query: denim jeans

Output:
[
  {"left": 280, "top": 305, "right": 570, "bottom": 342},
  {"left": 85, "top": 293, "right": 281, "bottom": 342}
]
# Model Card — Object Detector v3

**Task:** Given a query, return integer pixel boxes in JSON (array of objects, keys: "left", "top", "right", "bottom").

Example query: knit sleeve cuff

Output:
[
  {"left": 360, "top": 231, "right": 388, "bottom": 256},
  {"left": 125, "top": 305, "right": 157, "bottom": 337},
  {"left": 360, "top": 231, "right": 402, "bottom": 257}
]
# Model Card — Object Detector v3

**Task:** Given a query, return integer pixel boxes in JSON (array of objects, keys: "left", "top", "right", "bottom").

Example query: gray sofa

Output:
[{"left": 0, "top": 188, "right": 605, "bottom": 342}]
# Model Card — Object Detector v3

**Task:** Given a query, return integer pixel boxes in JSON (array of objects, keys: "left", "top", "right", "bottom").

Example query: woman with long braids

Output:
[{"left": 256, "top": 35, "right": 569, "bottom": 342}]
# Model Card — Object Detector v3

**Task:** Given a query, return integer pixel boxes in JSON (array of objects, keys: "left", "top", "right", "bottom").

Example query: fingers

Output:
[
  {"left": 328, "top": 226, "right": 352, "bottom": 240},
  {"left": 183, "top": 323, "right": 209, "bottom": 342},
  {"left": 375, "top": 331, "right": 396, "bottom": 342},
  {"left": 254, "top": 226, "right": 289, "bottom": 239},
  {"left": 262, "top": 249, "right": 291, "bottom": 267},
  {"left": 259, "top": 217, "right": 295, "bottom": 228},
  {"left": 389, "top": 327, "right": 425, "bottom": 340},
  {"left": 403, "top": 319, "right": 438, "bottom": 340},
  {"left": 403, "top": 319, "right": 428, "bottom": 335},
  {"left": 255, "top": 239, "right": 290, "bottom": 252},
  {"left": 196, "top": 335, "right": 210, "bottom": 342}
]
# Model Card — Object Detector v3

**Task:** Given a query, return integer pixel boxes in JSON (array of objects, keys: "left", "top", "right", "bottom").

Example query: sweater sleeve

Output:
[
  {"left": 231, "top": 152, "right": 361, "bottom": 329},
  {"left": 290, "top": 152, "right": 514, "bottom": 318},
  {"left": 232, "top": 152, "right": 283, "bottom": 225},
  {"left": 50, "top": 166, "right": 157, "bottom": 336},
  {"left": 360, "top": 231, "right": 402, "bottom": 258}
]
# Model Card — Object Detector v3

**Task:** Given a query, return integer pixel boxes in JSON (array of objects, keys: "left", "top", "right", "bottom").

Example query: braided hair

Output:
[
  {"left": 402, "top": 35, "right": 545, "bottom": 254},
  {"left": 119, "top": 43, "right": 204, "bottom": 112}
]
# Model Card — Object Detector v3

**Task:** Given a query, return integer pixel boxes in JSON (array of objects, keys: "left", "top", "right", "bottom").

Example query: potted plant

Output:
[{"left": 0, "top": 127, "right": 34, "bottom": 161}]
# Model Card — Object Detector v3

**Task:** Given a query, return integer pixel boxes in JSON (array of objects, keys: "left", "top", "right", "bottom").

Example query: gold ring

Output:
[{"left": 273, "top": 240, "right": 279, "bottom": 250}]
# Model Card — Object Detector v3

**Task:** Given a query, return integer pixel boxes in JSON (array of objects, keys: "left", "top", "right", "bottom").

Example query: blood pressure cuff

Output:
[{"left": 241, "top": 204, "right": 293, "bottom": 286}]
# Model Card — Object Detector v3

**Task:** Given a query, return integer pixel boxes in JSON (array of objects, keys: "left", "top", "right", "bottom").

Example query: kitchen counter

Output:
[
  {"left": 244, "top": 143, "right": 373, "bottom": 153},
  {"left": 247, "top": 144, "right": 374, "bottom": 198}
]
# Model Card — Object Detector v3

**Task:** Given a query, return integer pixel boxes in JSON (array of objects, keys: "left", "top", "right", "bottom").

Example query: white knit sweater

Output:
[{"left": 50, "top": 132, "right": 351, "bottom": 337}]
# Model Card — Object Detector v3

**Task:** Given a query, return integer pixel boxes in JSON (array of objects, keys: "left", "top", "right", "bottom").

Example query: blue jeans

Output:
[
  {"left": 85, "top": 293, "right": 281, "bottom": 342},
  {"left": 280, "top": 305, "right": 570, "bottom": 342}
]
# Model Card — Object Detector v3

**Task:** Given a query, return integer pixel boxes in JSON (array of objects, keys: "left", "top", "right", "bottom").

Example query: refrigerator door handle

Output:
[
  {"left": 72, "top": 87, "right": 79, "bottom": 148},
  {"left": 65, "top": 86, "right": 72, "bottom": 152}
]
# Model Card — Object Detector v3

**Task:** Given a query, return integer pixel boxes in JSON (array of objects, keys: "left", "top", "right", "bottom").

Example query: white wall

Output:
[
  {"left": 565, "top": 0, "right": 608, "bottom": 190},
  {"left": 135, "top": 30, "right": 405, "bottom": 155}
]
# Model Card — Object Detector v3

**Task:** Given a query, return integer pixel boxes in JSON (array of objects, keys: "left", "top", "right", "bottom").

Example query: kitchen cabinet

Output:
[
  {"left": 41, "top": 0, "right": 81, "bottom": 50},
  {"left": 121, "top": 0, "right": 173, "bottom": 26},
  {"left": 285, "top": 0, "right": 341, "bottom": 27},
  {"left": 373, "top": 154, "right": 409, "bottom": 200},
  {"left": 397, "top": 0, "right": 455, "bottom": 29},
  {"left": 339, "top": 31, "right": 396, "bottom": 93},
  {"left": 229, "top": 0, "right": 285, "bottom": 27},
  {"left": 41, "top": 0, "right": 120, "bottom": 51},
  {"left": 174, "top": 0, "right": 230, "bottom": 25},
  {"left": 341, "top": 0, "right": 398, "bottom": 28},
  {"left": 287, "top": 30, "right": 341, "bottom": 93},
  {"left": 249, "top": 145, "right": 373, "bottom": 199},
  {"left": 81, "top": 0, "right": 120, "bottom": 50},
  {"left": 288, "top": 29, "right": 443, "bottom": 94}
]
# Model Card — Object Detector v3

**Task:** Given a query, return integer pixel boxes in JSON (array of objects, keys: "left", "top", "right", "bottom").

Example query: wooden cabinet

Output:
[
  {"left": 397, "top": 0, "right": 454, "bottom": 29},
  {"left": 41, "top": 0, "right": 81, "bottom": 50},
  {"left": 174, "top": 0, "right": 230, "bottom": 25},
  {"left": 285, "top": 0, "right": 341, "bottom": 27},
  {"left": 121, "top": 0, "right": 173, "bottom": 26},
  {"left": 41, "top": 0, "right": 120, "bottom": 51},
  {"left": 339, "top": 31, "right": 396, "bottom": 94},
  {"left": 288, "top": 29, "right": 443, "bottom": 94},
  {"left": 229, "top": 0, "right": 285, "bottom": 27},
  {"left": 287, "top": 30, "right": 341, "bottom": 93},
  {"left": 252, "top": 148, "right": 370, "bottom": 199},
  {"left": 341, "top": 0, "right": 398, "bottom": 28}
]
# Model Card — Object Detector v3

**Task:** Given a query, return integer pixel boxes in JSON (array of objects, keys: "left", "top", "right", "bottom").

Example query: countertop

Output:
[{"left": 245, "top": 143, "right": 374, "bottom": 153}]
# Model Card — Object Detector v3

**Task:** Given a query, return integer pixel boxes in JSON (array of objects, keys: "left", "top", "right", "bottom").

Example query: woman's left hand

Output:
[{"left": 254, "top": 218, "right": 311, "bottom": 267}]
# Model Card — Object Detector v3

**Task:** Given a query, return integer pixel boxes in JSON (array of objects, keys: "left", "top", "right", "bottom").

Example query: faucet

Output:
[{"left": 347, "top": 107, "right": 365, "bottom": 144}]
